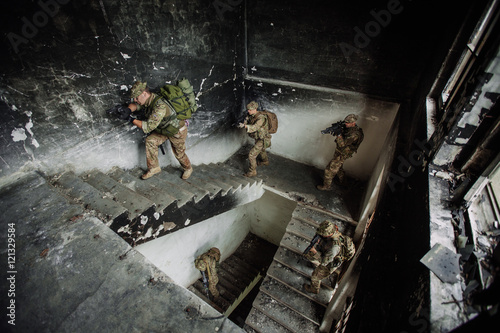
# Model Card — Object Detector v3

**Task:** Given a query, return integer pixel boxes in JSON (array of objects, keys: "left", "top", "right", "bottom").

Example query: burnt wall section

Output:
[
  {"left": 245, "top": 0, "right": 461, "bottom": 100},
  {"left": 0, "top": 0, "right": 246, "bottom": 182}
]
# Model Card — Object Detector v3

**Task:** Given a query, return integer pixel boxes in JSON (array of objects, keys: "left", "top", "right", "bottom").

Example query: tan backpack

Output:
[{"left": 260, "top": 110, "right": 278, "bottom": 134}]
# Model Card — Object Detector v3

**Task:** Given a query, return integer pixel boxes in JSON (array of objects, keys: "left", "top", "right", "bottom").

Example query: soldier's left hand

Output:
[{"left": 237, "top": 122, "right": 245, "bottom": 129}]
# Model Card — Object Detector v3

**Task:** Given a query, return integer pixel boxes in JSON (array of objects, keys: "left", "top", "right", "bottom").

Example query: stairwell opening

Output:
[{"left": 133, "top": 189, "right": 297, "bottom": 327}]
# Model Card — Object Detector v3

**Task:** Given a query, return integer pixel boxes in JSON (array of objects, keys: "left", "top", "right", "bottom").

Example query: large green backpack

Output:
[{"left": 155, "top": 78, "right": 198, "bottom": 120}]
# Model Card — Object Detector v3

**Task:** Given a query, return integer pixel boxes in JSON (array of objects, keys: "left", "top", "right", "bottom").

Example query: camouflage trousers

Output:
[
  {"left": 322, "top": 151, "right": 349, "bottom": 186},
  {"left": 248, "top": 138, "right": 271, "bottom": 173},
  {"left": 307, "top": 253, "right": 338, "bottom": 293},
  {"left": 145, "top": 127, "right": 191, "bottom": 171},
  {"left": 208, "top": 273, "right": 219, "bottom": 298}
]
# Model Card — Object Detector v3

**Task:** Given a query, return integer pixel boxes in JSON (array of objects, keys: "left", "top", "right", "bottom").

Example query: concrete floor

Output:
[{"left": 222, "top": 145, "right": 365, "bottom": 222}]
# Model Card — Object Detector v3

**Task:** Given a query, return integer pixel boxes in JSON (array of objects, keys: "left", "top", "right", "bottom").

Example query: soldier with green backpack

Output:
[{"left": 122, "top": 79, "right": 197, "bottom": 180}]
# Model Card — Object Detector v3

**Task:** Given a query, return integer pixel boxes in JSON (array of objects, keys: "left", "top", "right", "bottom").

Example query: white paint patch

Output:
[
  {"left": 184, "top": 219, "right": 191, "bottom": 226},
  {"left": 120, "top": 52, "right": 132, "bottom": 59},
  {"left": 140, "top": 215, "right": 148, "bottom": 225},
  {"left": 32, "top": 138, "right": 40, "bottom": 148},
  {"left": 11, "top": 128, "right": 27, "bottom": 142},
  {"left": 251, "top": 66, "right": 257, "bottom": 72},
  {"left": 154, "top": 212, "right": 160, "bottom": 220},
  {"left": 120, "top": 85, "right": 129, "bottom": 91}
]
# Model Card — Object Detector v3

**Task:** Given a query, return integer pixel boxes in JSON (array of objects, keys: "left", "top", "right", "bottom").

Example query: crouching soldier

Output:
[
  {"left": 194, "top": 247, "right": 221, "bottom": 299},
  {"left": 303, "top": 220, "right": 356, "bottom": 294}
]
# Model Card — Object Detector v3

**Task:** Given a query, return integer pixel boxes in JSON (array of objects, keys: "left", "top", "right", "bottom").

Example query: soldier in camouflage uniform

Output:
[
  {"left": 128, "top": 81, "right": 193, "bottom": 180},
  {"left": 318, "top": 114, "right": 364, "bottom": 191},
  {"left": 194, "top": 247, "right": 221, "bottom": 299},
  {"left": 238, "top": 101, "right": 272, "bottom": 177},
  {"left": 303, "top": 220, "right": 356, "bottom": 294}
]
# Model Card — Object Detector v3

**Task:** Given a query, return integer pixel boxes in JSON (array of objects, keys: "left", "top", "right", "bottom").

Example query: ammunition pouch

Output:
[{"left": 155, "top": 123, "right": 179, "bottom": 137}]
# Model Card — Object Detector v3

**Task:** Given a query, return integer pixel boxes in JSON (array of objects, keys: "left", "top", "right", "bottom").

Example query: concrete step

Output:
[
  {"left": 199, "top": 164, "right": 246, "bottom": 191},
  {"left": 251, "top": 292, "right": 319, "bottom": 333},
  {"left": 0, "top": 172, "right": 84, "bottom": 233},
  {"left": 149, "top": 166, "right": 210, "bottom": 203},
  {"left": 292, "top": 204, "right": 356, "bottom": 237},
  {"left": 129, "top": 167, "right": 196, "bottom": 207},
  {"left": 187, "top": 171, "right": 227, "bottom": 197},
  {"left": 286, "top": 217, "right": 317, "bottom": 240},
  {"left": 107, "top": 166, "right": 178, "bottom": 214},
  {"left": 219, "top": 162, "right": 262, "bottom": 188},
  {"left": 191, "top": 166, "right": 235, "bottom": 195},
  {"left": 220, "top": 262, "right": 254, "bottom": 290},
  {"left": 161, "top": 165, "right": 222, "bottom": 199},
  {"left": 205, "top": 163, "right": 254, "bottom": 190},
  {"left": 259, "top": 276, "right": 326, "bottom": 325},
  {"left": 81, "top": 169, "right": 157, "bottom": 222},
  {"left": 191, "top": 280, "right": 232, "bottom": 310},
  {"left": 266, "top": 260, "right": 333, "bottom": 305},
  {"left": 49, "top": 170, "right": 128, "bottom": 228},
  {"left": 245, "top": 308, "right": 294, "bottom": 333},
  {"left": 280, "top": 231, "right": 310, "bottom": 254}
]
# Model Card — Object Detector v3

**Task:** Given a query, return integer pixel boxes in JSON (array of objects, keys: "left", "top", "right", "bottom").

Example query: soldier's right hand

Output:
[{"left": 237, "top": 122, "right": 245, "bottom": 129}]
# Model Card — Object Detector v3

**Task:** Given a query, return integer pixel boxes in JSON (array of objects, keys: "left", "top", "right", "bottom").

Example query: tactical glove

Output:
[
  {"left": 117, "top": 106, "right": 132, "bottom": 120},
  {"left": 332, "top": 257, "right": 342, "bottom": 268}
]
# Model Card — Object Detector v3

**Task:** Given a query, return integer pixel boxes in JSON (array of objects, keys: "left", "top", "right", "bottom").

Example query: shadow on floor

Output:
[{"left": 222, "top": 145, "right": 365, "bottom": 221}]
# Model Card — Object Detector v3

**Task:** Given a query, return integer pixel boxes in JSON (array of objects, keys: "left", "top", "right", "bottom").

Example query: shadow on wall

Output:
[{"left": 244, "top": 81, "right": 400, "bottom": 181}]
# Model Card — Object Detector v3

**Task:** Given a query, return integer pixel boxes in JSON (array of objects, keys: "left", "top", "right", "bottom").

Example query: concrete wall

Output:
[
  {"left": 135, "top": 205, "right": 252, "bottom": 287},
  {"left": 248, "top": 190, "right": 297, "bottom": 246},
  {"left": 244, "top": 80, "right": 399, "bottom": 181},
  {"left": 0, "top": 0, "right": 246, "bottom": 183},
  {"left": 135, "top": 189, "right": 296, "bottom": 287}
]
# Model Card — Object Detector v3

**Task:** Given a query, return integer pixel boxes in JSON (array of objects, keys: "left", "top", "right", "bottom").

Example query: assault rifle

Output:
[
  {"left": 106, "top": 104, "right": 147, "bottom": 121},
  {"left": 201, "top": 271, "right": 211, "bottom": 300},
  {"left": 232, "top": 114, "right": 248, "bottom": 128},
  {"left": 106, "top": 104, "right": 165, "bottom": 153},
  {"left": 303, "top": 234, "right": 321, "bottom": 256},
  {"left": 321, "top": 120, "right": 345, "bottom": 136}
]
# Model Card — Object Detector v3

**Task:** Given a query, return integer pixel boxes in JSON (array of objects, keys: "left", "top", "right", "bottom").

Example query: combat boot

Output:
[
  {"left": 303, "top": 283, "right": 319, "bottom": 294},
  {"left": 182, "top": 167, "right": 193, "bottom": 180},
  {"left": 244, "top": 170, "right": 257, "bottom": 177},
  {"left": 317, "top": 184, "right": 332, "bottom": 191},
  {"left": 142, "top": 167, "right": 161, "bottom": 180}
]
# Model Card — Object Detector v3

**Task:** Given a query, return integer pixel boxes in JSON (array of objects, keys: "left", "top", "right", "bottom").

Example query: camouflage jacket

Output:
[
  {"left": 314, "top": 236, "right": 342, "bottom": 267},
  {"left": 194, "top": 253, "right": 219, "bottom": 280},
  {"left": 245, "top": 112, "right": 271, "bottom": 140},
  {"left": 136, "top": 93, "right": 181, "bottom": 134},
  {"left": 335, "top": 125, "right": 364, "bottom": 158}
]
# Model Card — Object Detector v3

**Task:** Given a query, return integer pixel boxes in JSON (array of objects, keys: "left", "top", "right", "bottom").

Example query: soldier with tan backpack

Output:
[{"left": 238, "top": 101, "right": 278, "bottom": 177}]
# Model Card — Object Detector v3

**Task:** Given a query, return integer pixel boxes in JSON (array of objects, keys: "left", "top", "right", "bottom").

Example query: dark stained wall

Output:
[
  {"left": 246, "top": 0, "right": 464, "bottom": 100},
  {"left": 0, "top": 0, "right": 246, "bottom": 180}
]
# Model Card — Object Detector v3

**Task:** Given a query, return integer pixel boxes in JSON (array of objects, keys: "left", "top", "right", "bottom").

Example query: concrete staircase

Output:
[
  {"left": 47, "top": 163, "right": 264, "bottom": 246},
  {"left": 244, "top": 204, "right": 357, "bottom": 333}
]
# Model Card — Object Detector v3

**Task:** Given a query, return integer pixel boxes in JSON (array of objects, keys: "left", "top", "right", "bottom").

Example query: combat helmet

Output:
[
  {"left": 317, "top": 220, "right": 339, "bottom": 237},
  {"left": 344, "top": 114, "right": 358, "bottom": 123},
  {"left": 208, "top": 247, "right": 221, "bottom": 261},
  {"left": 131, "top": 81, "right": 147, "bottom": 99}
]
